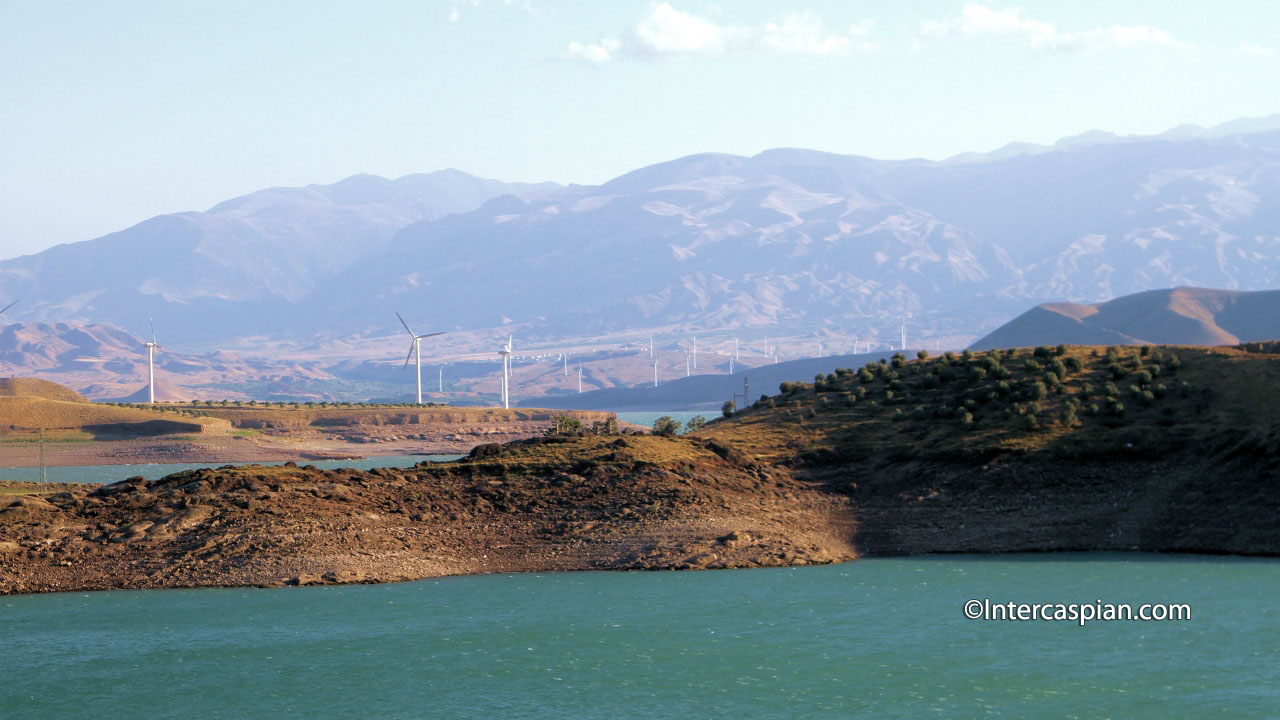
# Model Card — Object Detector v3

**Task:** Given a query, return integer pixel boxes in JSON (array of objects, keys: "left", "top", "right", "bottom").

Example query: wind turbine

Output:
[
  {"left": 733, "top": 337, "right": 739, "bottom": 361},
  {"left": 498, "top": 334, "right": 513, "bottom": 409},
  {"left": 729, "top": 356, "right": 734, "bottom": 375},
  {"left": 397, "top": 312, "right": 445, "bottom": 405},
  {"left": 145, "top": 317, "right": 161, "bottom": 404},
  {"left": 900, "top": 314, "right": 911, "bottom": 352},
  {"left": 685, "top": 353, "right": 690, "bottom": 377},
  {"left": 577, "top": 364, "right": 583, "bottom": 393},
  {"left": 653, "top": 358, "right": 659, "bottom": 387},
  {"left": 0, "top": 299, "right": 16, "bottom": 317}
]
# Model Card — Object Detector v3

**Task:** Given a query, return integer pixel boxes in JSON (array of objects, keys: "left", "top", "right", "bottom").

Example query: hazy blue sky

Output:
[{"left": 2, "top": 0, "right": 1278, "bottom": 259}]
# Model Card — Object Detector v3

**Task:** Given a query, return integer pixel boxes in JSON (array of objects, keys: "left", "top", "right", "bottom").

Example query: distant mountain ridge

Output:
[
  {"left": 971, "top": 287, "right": 1280, "bottom": 349},
  {"left": 0, "top": 171, "right": 557, "bottom": 342},
  {"left": 4, "top": 116, "right": 1280, "bottom": 351}
]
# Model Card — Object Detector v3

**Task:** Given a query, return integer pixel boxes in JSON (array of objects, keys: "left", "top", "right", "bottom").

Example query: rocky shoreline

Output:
[
  {"left": 4, "top": 430, "right": 1277, "bottom": 595},
  {"left": 0, "top": 435, "right": 856, "bottom": 594}
]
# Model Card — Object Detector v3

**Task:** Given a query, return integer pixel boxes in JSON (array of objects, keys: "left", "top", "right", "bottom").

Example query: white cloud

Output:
[
  {"left": 631, "top": 2, "right": 730, "bottom": 56},
  {"left": 567, "top": 37, "right": 621, "bottom": 64},
  {"left": 1236, "top": 42, "right": 1277, "bottom": 59},
  {"left": 920, "top": 4, "right": 1193, "bottom": 53},
  {"left": 565, "top": 3, "right": 877, "bottom": 64}
]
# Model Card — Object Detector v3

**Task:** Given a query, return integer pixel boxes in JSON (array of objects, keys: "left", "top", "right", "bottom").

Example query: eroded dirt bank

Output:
[{"left": 0, "top": 436, "right": 855, "bottom": 594}]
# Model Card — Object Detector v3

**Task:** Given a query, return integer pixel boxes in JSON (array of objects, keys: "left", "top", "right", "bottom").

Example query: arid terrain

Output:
[
  {"left": 0, "top": 379, "right": 617, "bottom": 466},
  {"left": 3, "top": 342, "right": 1279, "bottom": 594}
]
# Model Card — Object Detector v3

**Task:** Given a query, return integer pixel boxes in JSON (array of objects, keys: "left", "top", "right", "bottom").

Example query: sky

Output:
[{"left": 2, "top": 0, "right": 1278, "bottom": 259}]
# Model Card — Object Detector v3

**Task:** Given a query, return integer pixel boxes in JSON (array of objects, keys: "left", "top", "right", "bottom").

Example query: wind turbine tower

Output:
[
  {"left": 438, "top": 366, "right": 444, "bottom": 393},
  {"left": 577, "top": 365, "right": 583, "bottom": 393},
  {"left": 498, "top": 335, "right": 513, "bottom": 409},
  {"left": 144, "top": 318, "right": 161, "bottom": 404},
  {"left": 397, "top": 312, "right": 445, "bottom": 405},
  {"left": 733, "top": 337, "right": 739, "bottom": 361},
  {"left": 649, "top": 335, "right": 654, "bottom": 358},
  {"left": 653, "top": 359, "right": 659, "bottom": 387},
  {"left": 901, "top": 314, "right": 911, "bottom": 352},
  {"left": 685, "top": 354, "right": 690, "bottom": 377}
]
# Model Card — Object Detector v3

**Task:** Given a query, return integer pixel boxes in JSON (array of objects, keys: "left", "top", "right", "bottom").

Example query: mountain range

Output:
[{"left": 3, "top": 116, "right": 1280, "bottom": 354}]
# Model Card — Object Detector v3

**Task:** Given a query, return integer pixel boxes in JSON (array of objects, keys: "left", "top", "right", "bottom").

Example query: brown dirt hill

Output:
[
  {"left": 0, "top": 378, "right": 230, "bottom": 434},
  {"left": 107, "top": 378, "right": 192, "bottom": 403},
  {"left": 0, "top": 377, "right": 88, "bottom": 403},
  {"left": 2, "top": 343, "right": 1278, "bottom": 594},
  {"left": 972, "top": 286, "right": 1280, "bottom": 349}
]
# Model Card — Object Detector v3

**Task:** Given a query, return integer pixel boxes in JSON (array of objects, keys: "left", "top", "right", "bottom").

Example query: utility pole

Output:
[{"left": 732, "top": 377, "right": 750, "bottom": 411}]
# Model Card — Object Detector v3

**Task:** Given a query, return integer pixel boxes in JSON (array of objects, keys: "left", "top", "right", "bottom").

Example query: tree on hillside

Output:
[{"left": 652, "top": 416, "right": 681, "bottom": 436}]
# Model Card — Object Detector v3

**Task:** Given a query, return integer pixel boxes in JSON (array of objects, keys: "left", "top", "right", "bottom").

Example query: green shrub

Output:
[
  {"left": 652, "top": 416, "right": 681, "bottom": 436},
  {"left": 1055, "top": 344, "right": 1068, "bottom": 356},
  {"left": 961, "top": 411, "right": 974, "bottom": 426},
  {"left": 548, "top": 415, "right": 582, "bottom": 436},
  {"left": 1024, "top": 358, "right": 1042, "bottom": 372},
  {"left": 916, "top": 350, "right": 929, "bottom": 360},
  {"left": 684, "top": 416, "right": 707, "bottom": 432},
  {"left": 1064, "top": 356, "right": 1083, "bottom": 372},
  {"left": 1033, "top": 346, "right": 1052, "bottom": 358},
  {"left": 721, "top": 401, "right": 736, "bottom": 418}
]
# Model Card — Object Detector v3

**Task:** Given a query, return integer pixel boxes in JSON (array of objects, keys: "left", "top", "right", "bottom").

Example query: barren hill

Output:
[
  {"left": 971, "top": 287, "right": 1280, "bottom": 349},
  {"left": 0, "top": 378, "right": 88, "bottom": 403}
]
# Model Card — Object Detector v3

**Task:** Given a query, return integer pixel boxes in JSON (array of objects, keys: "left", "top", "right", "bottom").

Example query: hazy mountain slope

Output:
[
  {"left": 881, "top": 131, "right": 1280, "bottom": 300},
  {"left": 0, "top": 171, "right": 556, "bottom": 342},
  {"left": 316, "top": 150, "right": 1023, "bottom": 338},
  {"left": 0, "top": 322, "right": 334, "bottom": 400},
  {"left": 7, "top": 122, "right": 1280, "bottom": 355},
  {"left": 971, "top": 287, "right": 1280, "bottom": 349}
]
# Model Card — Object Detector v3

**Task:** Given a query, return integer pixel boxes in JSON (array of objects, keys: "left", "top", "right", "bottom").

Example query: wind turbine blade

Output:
[
  {"left": 418, "top": 331, "right": 446, "bottom": 339},
  {"left": 404, "top": 342, "right": 415, "bottom": 369},
  {"left": 395, "top": 311, "right": 416, "bottom": 337},
  {"left": 0, "top": 299, "right": 16, "bottom": 315},
  {"left": 149, "top": 317, "right": 156, "bottom": 345}
]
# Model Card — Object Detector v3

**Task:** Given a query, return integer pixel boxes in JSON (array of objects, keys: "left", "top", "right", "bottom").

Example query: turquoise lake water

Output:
[
  {"left": 0, "top": 454, "right": 463, "bottom": 485},
  {"left": 2, "top": 555, "right": 1276, "bottom": 718}
]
